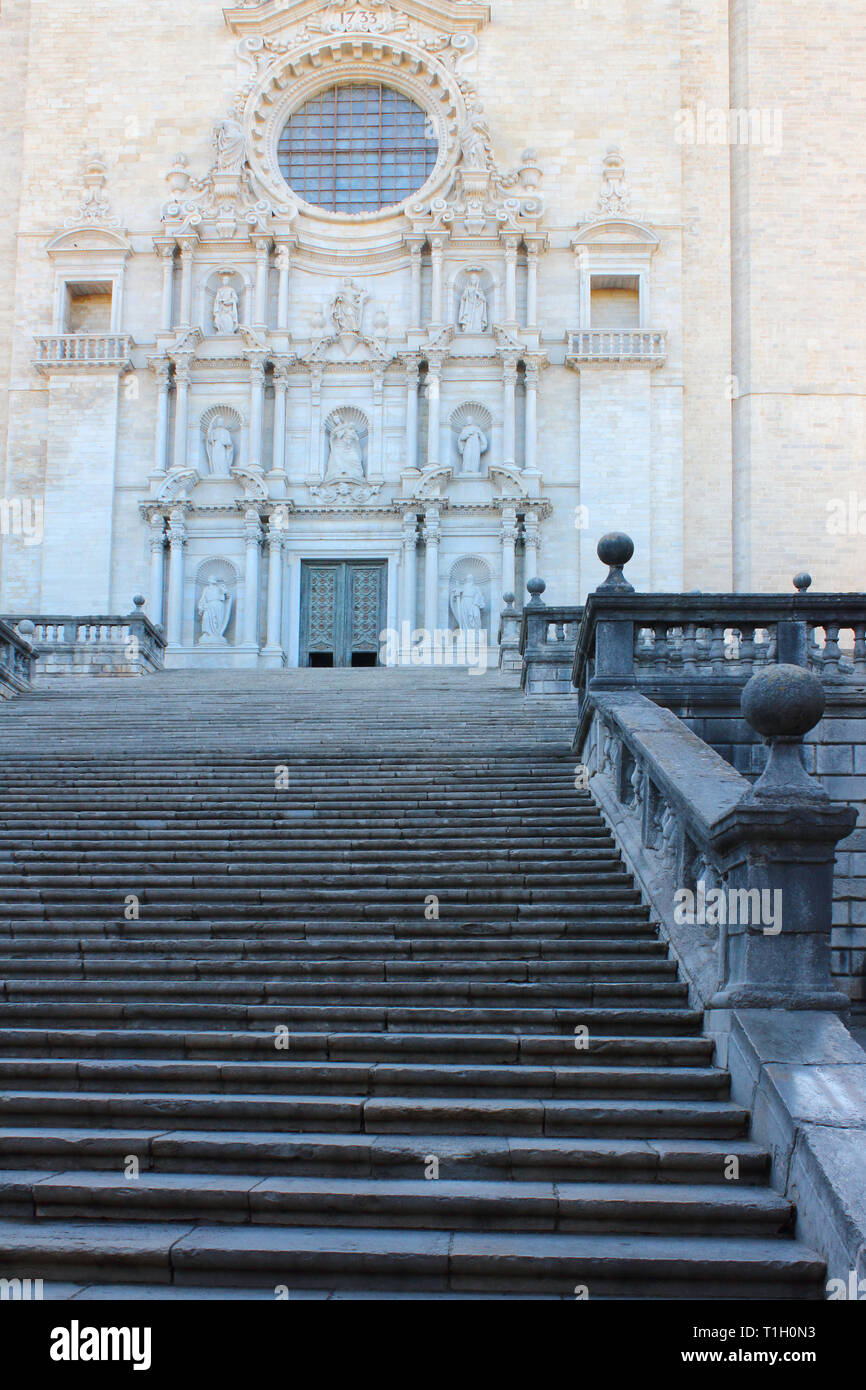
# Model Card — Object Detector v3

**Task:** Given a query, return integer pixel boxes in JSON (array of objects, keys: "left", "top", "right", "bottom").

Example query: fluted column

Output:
[
  {"left": 503, "top": 235, "right": 520, "bottom": 323},
  {"left": 502, "top": 355, "right": 518, "bottom": 468},
  {"left": 178, "top": 236, "right": 197, "bottom": 326},
  {"left": 271, "top": 362, "right": 289, "bottom": 475},
  {"left": 426, "top": 357, "right": 442, "bottom": 467},
  {"left": 524, "top": 510, "right": 540, "bottom": 581},
  {"left": 430, "top": 235, "right": 445, "bottom": 325},
  {"left": 371, "top": 369, "right": 385, "bottom": 479},
  {"left": 275, "top": 240, "right": 295, "bottom": 331},
  {"left": 158, "top": 243, "right": 176, "bottom": 332},
  {"left": 308, "top": 369, "right": 323, "bottom": 481},
  {"left": 242, "top": 509, "right": 263, "bottom": 650},
  {"left": 254, "top": 238, "right": 271, "bottom": 327},
  {"left": 152, "top": 361, "right": 171, "bottom": 474},
  {"left": 263, "top": 515, "right": 287, "bottom": 664},
  {"left": 401, "top": 511, "right": 418, "bottom": 655},
  {"left": 149, "top": 515, "right": 167, "bottom": 628},
  {"left": 248, "top": 358, "right": 266, "bottom": 470},
  {"left": 166, "top": 508, "right": 187, "bottom": 648},
  {"left": 526, "top": 243, "right": 539, "bottom": 328},
  {"left": 524, "top": 360, "right": 539, "bottom": 474},
  {"left": 500, "top": 504, "right": 518, "bottom": 598},
  {"left": 404, "top": 359, "right": 420, "bottom": 472},
  {"left": 408, "top": 239, "right": 424, "bottom": 329},
  {"left": 423, "top": 506, "right": 440, "bottom": 633},
  {"left": 172, "top": 360, "right": 191, "bottom": 471}
]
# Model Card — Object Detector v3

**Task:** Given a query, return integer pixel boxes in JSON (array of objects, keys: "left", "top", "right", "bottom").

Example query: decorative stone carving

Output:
[
  {"left": 313, "top": 0, "right": 407, "bottom": 35},
  {"left": 458, "top": 272, "right": 489, "bottom": 333},
  {"left": 66, "top": 153, "right": 121, "bottom": 230},
  {"left": 448, "top": 556, "right": 491, "bottom": 633},
  {"left": 197, "top": 572, "right": 234, "bottom": 645},
  {"left": 325, "top": 412, "right": 366, "bottom": 484},
  {"left": 205, "top": 417, "right": 235, "bottom": 476},
  {"left": 213, "top": 274, "right": 240, "bottom": 335},
  {"left": 331, "top": 280, "right": 367, "bottom": 339},
  {"left": 459, "top": 103, "right": 492, "bottom": 172},
  {"left": 457, "top": 416, "right": 489, "bottom": 475},
  {"left": 597, "top": 147, "right": 631, "bottom": 216},
  {"left": 213, "top": 118, "right": 246, "bottom": 175}
]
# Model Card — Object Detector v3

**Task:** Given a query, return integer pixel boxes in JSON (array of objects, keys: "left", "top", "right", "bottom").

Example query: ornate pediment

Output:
[{"left": 224, "top": 0, "right": 490, "bottom": 42}]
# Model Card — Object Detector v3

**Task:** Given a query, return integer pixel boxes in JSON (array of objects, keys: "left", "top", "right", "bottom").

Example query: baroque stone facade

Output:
[{"left": 0, "top": 0, "right": 863, "bottom": 666}]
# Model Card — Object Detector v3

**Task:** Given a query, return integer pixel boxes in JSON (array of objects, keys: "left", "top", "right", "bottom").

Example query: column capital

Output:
[
  {"left": 149, "top": 514, "right": 167, "bottom": 547},
  {"left": 244, "top": 508, "right": 263, "bottom": 545},
  {"left": 423, "top": 506, "right": 441, "bottom": 544},
  {"left": 402, "top": 511, "right": 419, "bottom": 543},
  {"left": 502, "top": 233, "right": 521, "bottom": 259},
  {"left": 248, "top": 358, "right": 267, "bottom": 385},
  {"left": 501, "top": 504, "right": 519, "bottom": 538},
  {"left": 149, "top": 358, "right": 172, "bottom": 385},
  {"left": 168, "top": 510, "right": 187, "bottom": 546},
  {"left": 154, "top": 238, "right": 178, "bottom": 261},
  {"left": 502, "top": 354, "right": 520, "bottom": 382},
  {"left": 178, "top": 234, "right": 199, "bottom": 258},
  {"left": 273, "top": 358, "right": 294, "bottom": 386},
  {"left": 173, "top": 357, "right": 193, "bottom": 386}
]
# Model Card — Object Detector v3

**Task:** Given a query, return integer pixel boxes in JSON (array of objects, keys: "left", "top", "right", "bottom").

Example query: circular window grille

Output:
[{"left": 277, "top": 83, "right": 439, "bottom": 214}]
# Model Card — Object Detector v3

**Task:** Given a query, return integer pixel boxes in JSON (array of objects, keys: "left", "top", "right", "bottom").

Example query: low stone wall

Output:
[
  {"left": 0, "top": 620, "right": 37, "bottom": 698},
  {"left": 2, "top": 608, "right": 166, "bottom": 679}
]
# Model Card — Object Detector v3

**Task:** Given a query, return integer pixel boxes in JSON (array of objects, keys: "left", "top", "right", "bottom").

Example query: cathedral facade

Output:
[{"left": 0, "top": 0, "right": 863, "bottom": 668}]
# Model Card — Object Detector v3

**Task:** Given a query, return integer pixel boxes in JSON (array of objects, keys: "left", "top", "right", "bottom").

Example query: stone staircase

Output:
[{"left": 0, "top": 669, "right": 825, "bottom": 1298}]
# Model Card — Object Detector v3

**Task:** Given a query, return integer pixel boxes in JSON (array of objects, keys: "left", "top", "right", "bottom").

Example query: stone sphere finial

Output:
[
  {"left": 793, "top": 572, "right": 812, "bottom": 593},
  {"left": 17, "top": 620, "right": 35, "bottom": 638},
  {"left": 132, "top": 595, "right": 146, "bottom": 611},
  {"left": 596, "top": 532, "right": 635, "bottom": 593},
  {"left": 526, "top": 577, "right": 546, "bottom": 608},
  {"left": 741, "top": 664, "right": 825, "bottom": 740},
  {"left": 502, "top": 591, "right": 516, "bottom": 608}
]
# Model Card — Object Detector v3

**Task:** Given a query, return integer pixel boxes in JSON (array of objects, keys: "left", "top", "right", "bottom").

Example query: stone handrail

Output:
[
  {"left": 32, "top": 334, "right": 134, "bottom": 371},
  {"left": 566, "top": 329, "right": 667, "bottom": 367},
  {"left": 573, "top": 591, "right": 866, "bottom": 702},
  {"left": 1, "top": 604, "right": 165, "bottom": 676},
  {"left": 579, "top": 677, "right": 855, "bottom": 1012},
  {"left": 517, "top": 580, "right": 583, "bottom": 695},
  {"left": 0, "top": 618, "right": 38, "bottom": 698}
]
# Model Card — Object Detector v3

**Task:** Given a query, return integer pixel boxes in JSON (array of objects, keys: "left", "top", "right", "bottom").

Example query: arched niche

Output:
[
  {"left": 194, "top": 558, "right": 238, "bottom": 647},
  {"left": 448, "top": 555, "right": 492, "bottom": 633},
  {"left": 199, "top": 267, "right": 253, "bottom": 337},
  {"left": 200, "top": 405, "right": 245, "bottom": 476},
  {"left": 450, "top": 401, "right": 493, "bottom": 475}
]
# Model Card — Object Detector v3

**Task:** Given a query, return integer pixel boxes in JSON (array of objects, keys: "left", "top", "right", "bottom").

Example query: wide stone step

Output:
[
  {"left": 0, "top": 1127, "right": 773, "bottom": 1181},
  {"left": 0, "top": 1059, "right": 728, "bottom": 1100},
  {"left": 1, "top": 1170, "right": 794, "bottom": 1238},
  {"left": 0, "top": 1219, "right": 824, "bottom": 1296},
  {"left": 0, "top": 934, "right": 667, "bottom": 959},
  {"left": 0, "top": 1028, "right": 714, "bottom": 1065},
  {"left": 0, "top": 1090, "right": 751, "bottom": 1137},
  {"left": 0, "top": 957, "right": 679, "bottom": 981},
  {"left": 0, "top": 1003, "right": 703, "bottom": 1034}
]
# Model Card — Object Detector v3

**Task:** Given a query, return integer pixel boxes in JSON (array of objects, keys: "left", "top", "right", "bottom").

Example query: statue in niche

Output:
[
  {"left": 213, "top": 274, "right": 240, "bottom": 335},
  {"left": 213, "top": 118, "right": 245, "bottom": 174},
  {"left": 197, "top": 574, "right": 233, "bottom": 644},
  {"left": 331, "top": 280, "right": 366, "bottom": 337},
  {"left": 325, "top": 414, "right": 366, "bottom": 483},
  {"left": 459, "top": 105, "right": 491, "bottom": 171},
  {"left": 457, "top": 416, "right": 489, "bottom": 475},
  {"left": 451, "top": 573, "right": 486, "bottom": 632},
  {"left": 458, "top": 273, "right": 489, "bottom": 334},
  {"left": 206, "top": 416, "right": 234, "bottom": 475}
]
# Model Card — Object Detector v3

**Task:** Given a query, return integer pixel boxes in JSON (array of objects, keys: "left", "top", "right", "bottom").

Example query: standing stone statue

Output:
[
  {"left": 197, "top": 574, "right": 233, "bottom": 644},
  {"left": 458, "top": 273, "right": 488, "bottom": 333},
  {"left": 457, "top": 416, "right": 489, "bottom": 474},
  {"left": 213, "top": 275, "right": 240, "bottom": 335},
  {"left": 206, "top": 416, "right": 234, "bottom": 475},
  {"left": 213, "top": 118, "right": 245, "bottom": 174},
  {"left": 451, "top": 573, "right": 486, "bottom": 632},
  {"left": 459, "top": 105, "right": 491, "bottom": 171},
  {"left": 331, "top": 280, "right": 366, "bottom": 337},
  {"left": 325, "top": 414, "right": 365, "bottom": 482}
]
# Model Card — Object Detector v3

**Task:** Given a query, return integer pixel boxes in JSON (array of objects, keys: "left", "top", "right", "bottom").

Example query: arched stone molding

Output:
[
  {"left": 156, "top": 467, "right": 201, "bottom": 505},
  {"left": 193, "top": 557, "right": 238, "bottom": 646},
  {"left": 571, "top": 219, "right": 660, "bottom": 331},
  {"left": 199, "top": 267, "right": 254, "bottom": 337},
  {"left": 239, "top": 35, "right": 469, "bottom": 237},
  {"left": 199, "top": 405, "right": 246, "bottom": 476}
]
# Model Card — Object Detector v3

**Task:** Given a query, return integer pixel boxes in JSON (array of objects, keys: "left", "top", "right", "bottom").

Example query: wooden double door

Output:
[{"left": 299, "top": 560, "right": 387, "bottom": 668}]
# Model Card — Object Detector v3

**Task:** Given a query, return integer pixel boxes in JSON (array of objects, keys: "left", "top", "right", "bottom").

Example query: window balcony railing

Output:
[
  {"left": 566, "top": 330, "right": 667, "bottom": 367},
  {"left": 33, "top": 333, "right": 134, "bottom": 372}
]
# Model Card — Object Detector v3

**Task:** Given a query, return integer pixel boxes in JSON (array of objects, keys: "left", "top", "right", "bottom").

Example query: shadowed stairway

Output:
[{"left": 0, "top": 670, "right": 824, "bottom": 1298}]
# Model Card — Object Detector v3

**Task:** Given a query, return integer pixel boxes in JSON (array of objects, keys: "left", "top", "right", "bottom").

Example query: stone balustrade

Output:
[
  {"left": 2, "top": 599, "right": 165, "bottom": 677},
  {"left": 32, "top": 333, "right": 134, "bottom": 372},
  {"left": 566, "top": 329, "right": 667, "bottom": 367},
  {"left": 518, "top": 579, "right": 583, "bottom": 694},
  {"left": 0, "top": 619, "right": 38, "bottom": 698}
]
